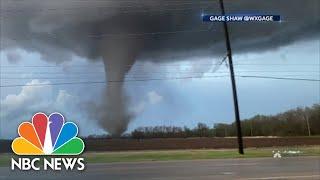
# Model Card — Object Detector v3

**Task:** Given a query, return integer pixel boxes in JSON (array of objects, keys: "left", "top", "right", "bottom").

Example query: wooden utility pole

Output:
[
  {"left": 304, "top": 112, "right": 311, "bottom": 136},
  {"left": 219, "top": 0, "right": 244, "bottom": 154}
]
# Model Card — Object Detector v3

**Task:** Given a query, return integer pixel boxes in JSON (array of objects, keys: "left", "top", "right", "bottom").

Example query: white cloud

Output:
[
  {"left": 130, "top": 101, "right": 146, "bottom": 114},
  {"left": 55, "top": 90, "right": 76, "bottom": 107},
  {"left": 0, "top": 80, "right": 103, "bottom": 139},
  {"left": 147, "top": 91, "right": 163, "bottom": 105},
  {"left": 130, "top": 91, "right": 163, "bottom": 116},
  {"left": 1, "top": 80, "right": 52, "bottom": 116}
]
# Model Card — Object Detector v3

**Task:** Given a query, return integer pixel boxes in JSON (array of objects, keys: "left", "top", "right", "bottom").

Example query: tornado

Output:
[{"left": 98, "top": 38, "right": 143, "bottom": 136}]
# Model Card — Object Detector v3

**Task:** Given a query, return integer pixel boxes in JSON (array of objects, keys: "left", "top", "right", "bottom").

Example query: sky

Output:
[
  {"left": 1, "top": 39, "right": 319, "bottom": 139},
  {"left": 0, "top": 0, "right": 319, "bottom": 139}
]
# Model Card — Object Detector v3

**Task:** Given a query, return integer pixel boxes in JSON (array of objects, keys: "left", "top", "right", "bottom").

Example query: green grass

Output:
[
  {"left": 0, "top": 154, "right": 11, "bottom": 167},
  {"left": 84, "top": 146, "right": 320, "bottom": 163},
  {"left": 1, "top": 146, "right": 319, "bottom": 167}
]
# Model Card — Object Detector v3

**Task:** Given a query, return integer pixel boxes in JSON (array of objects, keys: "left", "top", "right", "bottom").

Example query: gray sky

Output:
[
  {"left": 1, "top": 39, "right": 319, "bottom": 139},
  {"left": 0, "top": 0, "right": 319, "bottom": 138}
]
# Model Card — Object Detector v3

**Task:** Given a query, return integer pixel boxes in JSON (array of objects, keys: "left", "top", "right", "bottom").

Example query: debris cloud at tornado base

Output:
[{"left": 1, "top": 0, "right": 319, "bottom": 135}]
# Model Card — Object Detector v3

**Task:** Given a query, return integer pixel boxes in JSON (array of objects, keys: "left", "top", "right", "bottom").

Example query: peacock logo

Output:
[{"left": 11, "top": 112, "right": 85, "bottom": 155}]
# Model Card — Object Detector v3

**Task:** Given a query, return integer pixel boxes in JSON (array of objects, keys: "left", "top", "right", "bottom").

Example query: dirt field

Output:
[
  {"left": 1, "top": 137, "right": 320, "bottom": 152},
  {"left": 84, "top": 137, "right": 320, "bottom": 151}
]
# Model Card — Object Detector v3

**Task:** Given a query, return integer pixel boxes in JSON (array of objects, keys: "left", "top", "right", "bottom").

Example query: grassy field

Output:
[{"left": 1, "top": 146, "right": 319, "bottom": 167}]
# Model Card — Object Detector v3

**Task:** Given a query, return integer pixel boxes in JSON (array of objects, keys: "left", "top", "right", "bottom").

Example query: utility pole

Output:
[
  {"left": 250, "top": 119, "right": 253, "bottom": 136},
  {"left": 219, "top": 0, "right": 244, "bottom": 154},
  {"left": 306, "top": 115, "right": 311, "bottom": 136},
  {"left": 303, "top": 110, "right": 311, "bottom": 136}
]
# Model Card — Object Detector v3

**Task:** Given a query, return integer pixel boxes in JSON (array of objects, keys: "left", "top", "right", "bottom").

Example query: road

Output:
[{"left": 1, "top": 157, "right": 319, "bottom": 180}]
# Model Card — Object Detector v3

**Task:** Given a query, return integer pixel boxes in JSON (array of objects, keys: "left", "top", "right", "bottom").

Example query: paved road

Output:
[{"left": 1, "top": 157, "right": 319, "bottom": 180}]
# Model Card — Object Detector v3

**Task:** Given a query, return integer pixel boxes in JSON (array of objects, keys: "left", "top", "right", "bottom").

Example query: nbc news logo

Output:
[{"left": 11, "top": 112, "right": 85, "bottom": 171}]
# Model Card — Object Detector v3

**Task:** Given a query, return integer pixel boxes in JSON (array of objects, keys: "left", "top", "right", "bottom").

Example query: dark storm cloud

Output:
[
  {"left": 1, "top": 0, "right": 319, "bottom": 135},
  {"left": 2, "top": 0, "right": 319, "bottom": 61}
]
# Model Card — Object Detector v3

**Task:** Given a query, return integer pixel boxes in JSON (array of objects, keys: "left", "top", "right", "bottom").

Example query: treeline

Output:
[{"left": 131, "top": 104, "right": 320, "bottom": 139}]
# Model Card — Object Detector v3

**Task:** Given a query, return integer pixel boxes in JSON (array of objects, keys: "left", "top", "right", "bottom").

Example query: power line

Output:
[
  {"left": 1, "top": 72, "right": 318, "bottom": 78},
  {"left": 2, "top": 6, "right": 210, "bottom": 15},
  {"left": 4, "top": 29, "right": 211, "bottom": 41},
  {"left": 2, "top": 1, "right": 215, "bottom": 14},
  {"left": 1, "top": 70, "right": 319, "bottom": 74},
  {"left": 3, "top": 1, "right": 214, "bottom": 10},
  {"left": 3, "top": 28, "right": 213, "bottom": 44},
  {"left": 1, "top": 75, "right": 319, "bottom": 88},
  {"left": 1, "top": 74, "right": 318, "bottom": 80},
  {"left": 1, "top": 63, "right": 319, "bottom": 68},
  {"left": 238, "top": 75, "right": 320, "bottom": 82},
  {"left": 87, "top": 29, "right": 210, "bottom": 38}
]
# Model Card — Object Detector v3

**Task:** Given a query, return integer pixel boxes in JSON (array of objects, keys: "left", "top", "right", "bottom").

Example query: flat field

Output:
[{"left": 1, "top": 146, "right": 319, "bottom": 166}]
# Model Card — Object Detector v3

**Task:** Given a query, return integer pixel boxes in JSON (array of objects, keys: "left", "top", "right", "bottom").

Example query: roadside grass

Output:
[
  {"left": 84, "top": 146, "right": 320, "bottom": 163},
  {"left": 1, "top": 146, "right": 319, "bottom": 167},
  {"left": 0, "top": 154, "right": 11, "bottom": 167}
]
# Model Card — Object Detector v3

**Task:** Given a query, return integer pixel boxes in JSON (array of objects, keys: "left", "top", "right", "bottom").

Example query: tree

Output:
[{"left": 130, "top": 104, "right": 320, "bottom": 138}]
